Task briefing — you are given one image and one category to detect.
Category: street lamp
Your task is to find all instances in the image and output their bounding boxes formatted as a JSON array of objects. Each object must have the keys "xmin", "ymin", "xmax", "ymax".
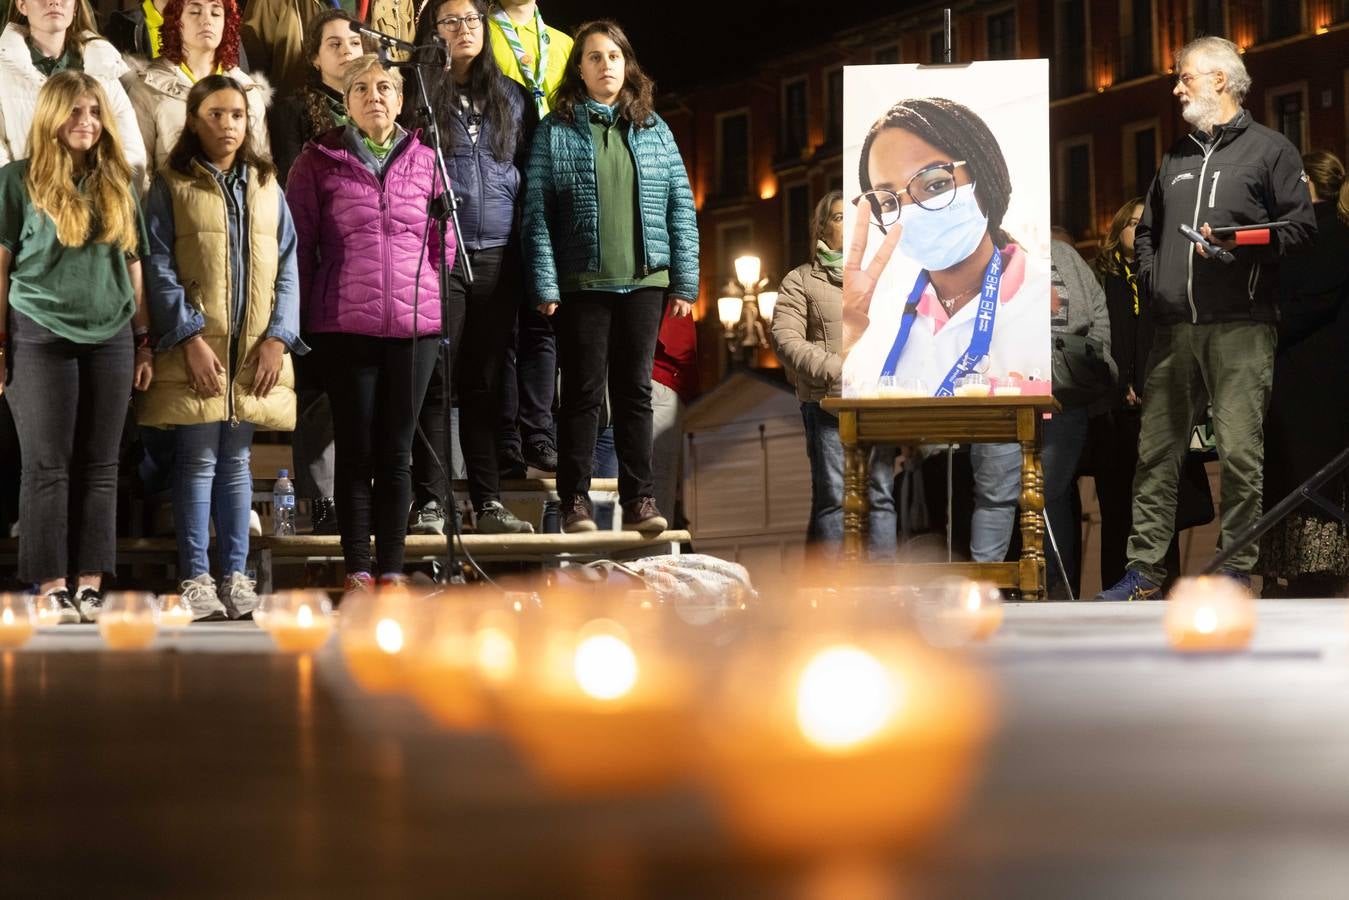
[{"xmin": 720, "ymin": 254, "xmax": 774, "ymax": 367}]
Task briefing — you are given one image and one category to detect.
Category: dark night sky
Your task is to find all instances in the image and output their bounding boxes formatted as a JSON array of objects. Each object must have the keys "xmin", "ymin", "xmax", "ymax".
[{"xmin": 538, "ymin": 1, "xmax": 921, "ymax": 92}]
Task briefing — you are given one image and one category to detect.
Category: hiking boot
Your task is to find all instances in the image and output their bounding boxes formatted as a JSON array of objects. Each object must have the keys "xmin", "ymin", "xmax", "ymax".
[
  {"xmin": 219, "ymin": 571, "xmax": 260, "ymax": 620},
  {"xmin": 181, "ymin": 574, "xmax": 228, "ymax": 621},
  {"xmin": 409, "ymin": 500, "xmax": 446, "ymax": 536},
  {"xmin": 476, "ymin": 500, "xmax": 535, "ymax": 535},
  {"xmin": 522, "ymin": 438, "xmax": 558, "ymax": 473},
  {"xmin": 311, "ymin": 497, "xmax": 339, "ymax": 535},
  {"xmin": 561, "ymin": 495, "xmax": 597, "ymax": 533},
  {"xmin": 621, "ymin": 496, "xmax": 668, "ymax": 535},
  {"xmin": 72, "ymin": 586, "xmax": 106, "ymax": 624},
  {"xmin": 1096, "ymin": 569, "xmax": 1162, "ymax": 602}
]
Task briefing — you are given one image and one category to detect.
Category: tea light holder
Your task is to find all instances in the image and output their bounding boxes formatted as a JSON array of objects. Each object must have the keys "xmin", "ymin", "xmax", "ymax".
[
  {"xmin": 156, "ymin": 594, "xmax": 194, "ymax": 629},
  {"xmin": 338, "ymin": 586, "xmax": 418, "ymax": 692},
  {"xmin": 98, "ymin": 593, "xmax": 160, "ymax": 650},
  {"xmin": 953, "ymin": 373, "xmax": 990, "ymax": 397},
  {"xmin": 0, "ymin": 594, "xmax": 37, "ymax": 649},
  {"xmin": 915, "ymin": 578, "xmax": 1005, "ymax": 646},
  {"xmin": 702, "ymin": 633, "xmax": 993, "ymax": 855},
  {"xmin": 265, "ymin": 591, "xmax": 335, "ymax": 654},
  {"xmin": 408, "ymin": 599, "xmax": 519, "ymax": 731},
  {"xmin": 1164, "ymin": 576, "xmax": 1256, "ymax": 652}
]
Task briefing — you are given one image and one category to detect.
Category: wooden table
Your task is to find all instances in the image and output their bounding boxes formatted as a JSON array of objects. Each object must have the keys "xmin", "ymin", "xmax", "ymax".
[{"xmin": 823, "ymin": 395, "xmax": 1058, "ymax": 600}]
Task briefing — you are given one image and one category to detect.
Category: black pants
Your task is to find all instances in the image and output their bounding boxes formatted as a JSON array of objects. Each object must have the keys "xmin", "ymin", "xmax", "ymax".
[
  {"xmin": 412, "ymin": 245, "xmax": 520, "ymax": 511},
  {"xmin": 500, "ymin": 304, "xmax": 557, "ymax": 456},
  {"xmin": 6, "ymin": 309, "xmax": 132, "ymax": 582},
  {"xmin": 555, "ymin": 289, "xmax": 664, "ymax": 504},
  {"xmin": 311, "ymin": 332, "xmax": 438, "ymax": 575}
]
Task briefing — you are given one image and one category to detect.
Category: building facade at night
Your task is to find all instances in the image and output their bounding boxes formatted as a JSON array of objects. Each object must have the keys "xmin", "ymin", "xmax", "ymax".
[{"xmin": 659, "ymin": 0, "xmax": 1349, "ymax": 384}]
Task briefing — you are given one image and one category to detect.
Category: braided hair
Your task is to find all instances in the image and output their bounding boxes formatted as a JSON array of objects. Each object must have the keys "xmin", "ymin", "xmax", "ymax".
[{"xmin": 858, "ymin": 97, "xmax": 1014, "ymax": 248}]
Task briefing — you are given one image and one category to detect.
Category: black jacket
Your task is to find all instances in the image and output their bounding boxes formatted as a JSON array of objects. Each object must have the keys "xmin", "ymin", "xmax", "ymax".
[
  {"xmin": 270, "ymin": 79, "xmax": 345, "ymax": 186},
  {"xmin": 1135, "ymin": 109, "xmax": 1316, "ymax": 326}
]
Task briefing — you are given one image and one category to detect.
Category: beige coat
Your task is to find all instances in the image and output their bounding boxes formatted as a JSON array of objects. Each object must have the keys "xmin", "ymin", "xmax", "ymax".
[{"xmin": 770, "ymin": 261, "xmax": 843, "ymax": 403}]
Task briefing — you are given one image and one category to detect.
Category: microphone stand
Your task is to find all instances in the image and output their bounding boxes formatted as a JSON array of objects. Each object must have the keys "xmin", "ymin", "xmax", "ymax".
[{"xmin": 360, "ymin": 22, "xmax": 474, "ymax": 583}]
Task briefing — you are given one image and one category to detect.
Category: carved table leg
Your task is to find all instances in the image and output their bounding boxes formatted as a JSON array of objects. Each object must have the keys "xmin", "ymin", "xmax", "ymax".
[
  {"xmin": 839, "ymin": 410, "xmax": 867, "ymax": 562},
  {"xmin": 1018, "ymin": 428, "xmax": 1047, "ymax": 601}
]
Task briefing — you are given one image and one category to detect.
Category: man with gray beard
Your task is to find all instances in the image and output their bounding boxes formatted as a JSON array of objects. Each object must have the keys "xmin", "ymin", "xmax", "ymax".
[{"xmin": 1097, "ymin": 36, "xmax": 1316, "ymax": 600}]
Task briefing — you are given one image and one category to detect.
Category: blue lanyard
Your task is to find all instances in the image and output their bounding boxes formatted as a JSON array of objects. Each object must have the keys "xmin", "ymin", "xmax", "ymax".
[{"xmin": 878, "ymin": 248, "xmax": 1005, "ymax": 396}]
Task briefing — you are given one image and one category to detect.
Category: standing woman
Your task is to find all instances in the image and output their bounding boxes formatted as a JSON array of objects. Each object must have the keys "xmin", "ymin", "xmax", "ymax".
[
  {"xmin": 403, "ymin": 0, "xmax": 535, "ymax": 535},
  {"xmin": 1259, "ymin": 151, "xmax": 1349, "ymax": 597},
  {"xmin": 126, "ymin": 0, "xmax": 269, "ymax": 177},
  {"xmin": 0, "ymin": 72, "xmax": 153, "ymax": 621},
  {"xmin": 0, "ymin": 0, "xmax": 147, "ymax": 179},
  {"xmin": 139, "ymin": 75, "xmax": 304, "ymax": 620},
  {"xmin": 269, "ymin": 8, "xmax": 364, "ymax": 184},
  {"xmin": 523, "ymin": 19, "xmax": 698, "ymax": 534},
  {"xmin": 287, "ymin": 55, "xmax": 452, "ymax": 591}
]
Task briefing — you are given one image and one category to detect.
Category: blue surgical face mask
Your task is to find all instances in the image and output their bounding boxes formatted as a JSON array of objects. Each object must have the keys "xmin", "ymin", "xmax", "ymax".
[{"xmin": 898, "ymin": 182, "xmax": 989, "ymax": 271}]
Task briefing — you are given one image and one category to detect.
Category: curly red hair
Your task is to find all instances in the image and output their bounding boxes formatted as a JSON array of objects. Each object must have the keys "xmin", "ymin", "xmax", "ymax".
[{"xmin": 158, "ymin": 0, "xmax": 242, "ymax": 71}]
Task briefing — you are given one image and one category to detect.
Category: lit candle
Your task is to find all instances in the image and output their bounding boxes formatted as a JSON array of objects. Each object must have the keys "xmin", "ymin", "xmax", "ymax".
[
  {"xmin": 497, "ymin": 617, "xmax": 695, "ymax": 795},
  {"xmin": 0, "ymin": 599, "xmax": 36, "ymax": 649},
  {"xmin": 1165, "ymin": 576, "xmax": 1255, "ymax": 652},
  {"xmin": 157, "ymin": 594, "xmax": 194, "ymax": 629},
  {"xmin": 953, "ymin": 374, "xmax": 990, "ymax": 397},
  {"xmin": 339, "ymin": 588, "xmax": 415, "ymax": 693},
  {"xmin": 270, "ymin": 601, "xmax": 335, "ymax": 654},
  {"xmin": 97, "ymin": 593, "xmax": 159, "ymax": 650},
  {"xmin": 703, "ymin": 635, "xmax": 993, "ymax": 854},
  {"xmin": 407, "ymin": 602, "xmax": 515, "ymax": 731},
  {"xmin": 915, "ymin": 579, "xmax": 1004, "ymax": 646}
]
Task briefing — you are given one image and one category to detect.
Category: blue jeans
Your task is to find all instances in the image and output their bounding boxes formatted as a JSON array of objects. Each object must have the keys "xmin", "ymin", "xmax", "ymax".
[
  {"xmin": 173, "ymin": 421, "xmax": 257, "ymax": 579},
  {"xmin": 970, "ymin": 442, "xmax": 1022, "ymax": 563},
  {"xmin": 1041, "ymin": 405, "xmax": 1089, "ymax": 597},
  {"xmin": 800, "ymin": 402, "xmax": 897, "ymax": 560}
]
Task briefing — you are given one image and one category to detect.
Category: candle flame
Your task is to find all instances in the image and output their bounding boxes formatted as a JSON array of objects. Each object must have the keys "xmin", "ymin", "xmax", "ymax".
[
  {"xmin": 1193, "ymin": 606, "xmax": 1219, "ymax": 635},
  {"xmin": 1, "ymin": 608, "xmax": 12, "ymax": 626},
  {"xmin": 475, "ymin": 626, "xmax": 517, "ymax": 683},
  {"xmin": 573, "ymin": 633, "xmax": 638, "ymax": 701},
  {"xmin": 375, "ymin": 617, "xmax": 405, "ymax": 654},
  {"xmin": 297, "ymin": 604, "xmax": 314, "ymax": 628},
  {"xmin": 796, "ymin": 645, "xmax": 898, "ymax": 751},
  {"xmin": 965, "ymin": 584, "xmax": 982, "ymax": 612}
]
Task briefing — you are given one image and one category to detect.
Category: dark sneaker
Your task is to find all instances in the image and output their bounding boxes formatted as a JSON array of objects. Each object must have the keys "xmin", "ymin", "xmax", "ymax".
[
  {"xmin": 621, "ymin": 496, "xmax": 668, "ymax": 535},
  {"xmin": 39, "ymin": 589, "xmax": 81, "ymax": 625},
  {"xmin": 311, "ymin": 497, "xmax": 339, "ymax": 535},
  {"xmin": 181, "ymin": 574, "xmax": 228, "ymax": 621},
  {"xmin": 522, "ymin": 438, "xmax": 558, "ymax": 473},
  {"xmin": 476, "ymin": 500, "xmax": 535, "ymax": 535},
  {"xmin": 409, "ymin": 500, "xmax": 446, "ymax": 536},
  {"xmin": 219, "ymin": 571, "xmax": 260, "ymax": 620},
  {"xmin": 561, "ymin": 495, "xmax": 597, "ymax": 533},
  {"xmin": 344, "ymin": 572, "xmax": 375, "ymax": 595},
  {"xmin": 1096, "ymin": 569, "xmax": 1162, "ymax": 601},
  {"xmin": 1217, "ymin": 569, "xmax": 1255, "ymax": 594},
  {"xmin": 72, "ymin": 586, "xmax": 107, "ymax": 623}
]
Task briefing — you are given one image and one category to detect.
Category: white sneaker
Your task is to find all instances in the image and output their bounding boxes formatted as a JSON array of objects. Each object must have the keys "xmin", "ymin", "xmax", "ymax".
[
  {"xmin": 182, "ymin": 574, "xmax": 227, "ymax": 621},
  {"xmin": 219, "ymin": 571, "xmax": 259, "ymax": 620},
  {"xmin": 72, "ymin": 585, "xmax": 106, "ymax": 623}
]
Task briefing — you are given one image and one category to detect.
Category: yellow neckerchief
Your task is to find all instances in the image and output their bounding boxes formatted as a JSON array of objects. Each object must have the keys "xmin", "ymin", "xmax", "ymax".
[
  {"xmin": 142, "ymin": 0, "xmax": 164, "ymax": 57},
  {"xmin": 178, "ymin": 60, "xmax": 224, "ymax": 83}
]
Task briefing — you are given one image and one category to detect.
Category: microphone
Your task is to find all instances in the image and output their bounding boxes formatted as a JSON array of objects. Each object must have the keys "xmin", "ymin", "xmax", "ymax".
[
  {"xmin": 1178, "ymin": 223, "xmax": 1235, "ymax": 264},
  {"xmin": 349, "ymin": 18, "xmax": 418, "ymax": 55}
]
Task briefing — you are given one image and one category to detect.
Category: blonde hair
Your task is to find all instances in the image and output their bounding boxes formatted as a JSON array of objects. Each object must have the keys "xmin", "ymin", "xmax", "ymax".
[
  {"xmin": 25, "ymin": 72, "xmax": 139, "ymax": 252},
  {"xmin": 1303, "ymin": 150, "xmax": 1349, "ymax": 226},
  {"xmin": 342, "ymin": 53, "xmax": 403, "ymax": 98}
]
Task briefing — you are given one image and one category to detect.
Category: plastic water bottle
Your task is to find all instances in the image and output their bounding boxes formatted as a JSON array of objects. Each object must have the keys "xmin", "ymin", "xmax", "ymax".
[{"xmin": 273, "ymin": 469, "xmax": 296, "ymax": 536}]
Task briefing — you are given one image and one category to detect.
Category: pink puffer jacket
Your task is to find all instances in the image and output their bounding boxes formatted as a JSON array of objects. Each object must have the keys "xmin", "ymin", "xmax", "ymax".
[{"xmin": 286, "ymin": 128, "xmax": 452, "ymax": 338}]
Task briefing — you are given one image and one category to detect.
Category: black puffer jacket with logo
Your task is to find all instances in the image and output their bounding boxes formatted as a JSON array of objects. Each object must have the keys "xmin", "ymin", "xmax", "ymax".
[{"xmin": 1135, "ymin": 109, "xmax": 1316, "ymax": 325}]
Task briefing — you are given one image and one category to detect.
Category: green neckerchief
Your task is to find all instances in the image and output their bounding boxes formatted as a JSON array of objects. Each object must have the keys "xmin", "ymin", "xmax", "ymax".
[
  {"xmin": 816, "ymin": 240, "xmax": 843, "ymax": 283},
  {"xmin": 363, "ymin": 131, "xmax": 396, "ymax": 160},
  {"xmin": 28, "ymin": 35, "xmax": 79, "ymax": 77},
  {"xmin": 491, "ymin": 6, "xmax": 550, "ymax": 114}
]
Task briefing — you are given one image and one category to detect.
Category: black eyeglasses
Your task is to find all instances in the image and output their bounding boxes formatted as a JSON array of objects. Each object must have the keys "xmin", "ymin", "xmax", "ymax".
[
  {"xmin": 852, "ymin": 160, "xmax": 969, "ymax": 232},
  {"xmin": 436, "ymin": 13, "xmax": 483, "ymax": 30}
]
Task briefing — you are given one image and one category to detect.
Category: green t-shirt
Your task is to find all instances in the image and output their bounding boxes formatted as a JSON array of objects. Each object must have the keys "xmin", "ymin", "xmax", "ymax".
[
  {"xmin": 27, "ymin": 36, "xmax": 80, "ymax": 77},
  {"xmin": 0, "ymin": 160, "xmax": 147, "ymax": 343},
  {"xmin": 561, "ymin": 103, "xmax": 670, "ymax": 295}
]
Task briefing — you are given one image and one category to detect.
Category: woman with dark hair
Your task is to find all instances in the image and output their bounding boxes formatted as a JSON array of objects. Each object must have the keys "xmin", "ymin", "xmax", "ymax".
[
  {"xmin": 126, "ymin": 0, "xmax": 269, "ymax": 176},
  {"xmin": 841, "ymin": 96, "xmax": 1048, "ymax": 396},
  {"xmin": 1, "ymin": 71, "xmax": 153, "ymax": 622},
  {"xmin": 772, "ymin": 190, "xmax": 897, "ymax": 558},
  {"xmin": 287, "ymin": 54, "xmax": 453, "ymax": 591},
  {"xmin": 268, "ymin": 8, "xmax": 364, "ymax": 184},
  {"xmin": 140, "ymin": 74, "xmax": 303, "ymax": 620},
  {"xmin": 523, "ymin": 19, "xmax": 698, "ymax": 534},
  {"xmin": 1259, "ymin": 150, "xmax": 1349, "ymax": 596},
  {"xmin": 401, "ymin": 0, "xmax": 535, "ymax": 536},
  {"xmin": 841, "ymin": 96, "xmax": 1051, "ymax": 568}
]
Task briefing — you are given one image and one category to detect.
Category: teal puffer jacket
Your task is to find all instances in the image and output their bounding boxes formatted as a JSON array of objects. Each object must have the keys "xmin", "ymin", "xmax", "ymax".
[{"xmin": 523, "ymin": 110, "xmax": 699, "ymax": 304}]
